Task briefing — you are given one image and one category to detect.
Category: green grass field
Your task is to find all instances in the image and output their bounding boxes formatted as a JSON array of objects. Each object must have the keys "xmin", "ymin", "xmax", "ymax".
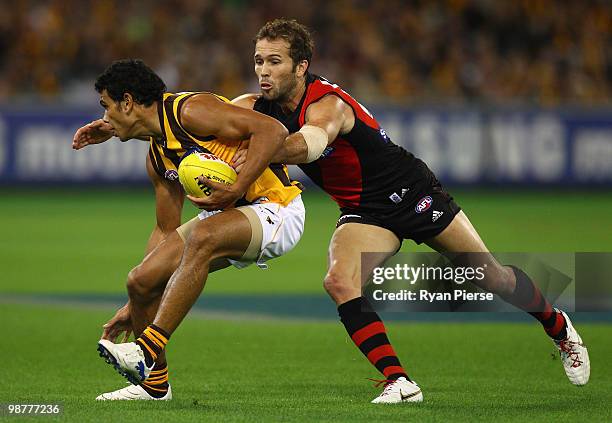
[
  {"xmin": 2, "ymin": 188, "xmax": 611, "ymax": 294},
  {"xmin": 1, "ymin": 303, "xmax": 610, "ymax": 422},
  {"xmin": 1, "ymin": 189, "xmax": 611, "ymax": 421}
]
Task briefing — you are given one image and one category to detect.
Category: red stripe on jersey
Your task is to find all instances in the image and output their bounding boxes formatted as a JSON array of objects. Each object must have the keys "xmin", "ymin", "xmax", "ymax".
[
  {"xmin": 318, "ymin": 138, "xmax": 362, "ymax": 208},
  {"xmin": 367, "ymin": 344, "xmax": 396, "ymax": 365},
  {"xmin": 298, "ymin": 79, "xmax": 379, "ymax": 130},
  {"xmin": 351, "ymin": 322, "xmax": 385, "ymax": 347}
]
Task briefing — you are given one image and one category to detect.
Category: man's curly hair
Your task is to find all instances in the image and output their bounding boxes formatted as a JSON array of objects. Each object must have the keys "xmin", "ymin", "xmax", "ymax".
[
  {"xmin": 95, "ymin": 59, "xmax": 166, "ymax": 106},
  {"xmin": 255, "ymin": 18, "xmax": 314, "ymax": 69}
]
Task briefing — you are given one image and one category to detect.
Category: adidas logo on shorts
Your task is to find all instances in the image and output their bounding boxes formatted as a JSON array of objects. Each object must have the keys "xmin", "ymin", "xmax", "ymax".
[{"xmin": 432, "ymin": 210, "xmax": 443, "ymax": 222}]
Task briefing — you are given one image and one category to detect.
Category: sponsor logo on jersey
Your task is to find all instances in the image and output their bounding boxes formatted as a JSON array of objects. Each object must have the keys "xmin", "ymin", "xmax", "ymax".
[
  {"xmin": 432, "ymin": 210, "xmax": 444, "ymax": 222},
  {"xmin": 415, "ymin": 196, "xmax": 433, "ymax": 213},
  {"xmin": 319, "ymin": 146, "xmax": 335, "ymax": 159},
  {"xmin": 389, "ymin": 192, "xmax": 403, "ymax": 204},
  {"xmin": 379, "ymin": 128, "xmax": 390, "ymax": 143},
  {"xmin": 164, "ymin": 169, "xmax": 179, "ymax": 181}
]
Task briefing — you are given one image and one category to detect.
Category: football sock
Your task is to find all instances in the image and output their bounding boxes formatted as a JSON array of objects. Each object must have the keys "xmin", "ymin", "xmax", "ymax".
[
  {"xmin": 504, "ymin": 266, "xmax": 567, "ymax": 340},
  {"xmin": 141, "ymin": 362, "xmax": 169, "ymax": 398},
  {"xmin": 136, "ymin": 324, "xmax": 170, "ymax": 367},
  {"xmin": 338, "ymin": 297, "xmax": 410, "ymax": 381}
]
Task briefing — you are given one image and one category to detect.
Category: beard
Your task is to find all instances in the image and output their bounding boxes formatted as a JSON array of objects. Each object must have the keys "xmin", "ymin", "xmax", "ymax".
[{"xmin": 263, "ymin": 71, "xmax": 298, "ymax": 103}]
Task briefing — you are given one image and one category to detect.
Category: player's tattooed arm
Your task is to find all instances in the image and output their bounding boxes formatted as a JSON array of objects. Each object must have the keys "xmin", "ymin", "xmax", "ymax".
[
  {"xmin": 180, "ymin": 93, "xmax": 288, "ymax": 210},
  {"xmin": 145, "ymin": 156, "xmax": 184, "ymax": 254}
]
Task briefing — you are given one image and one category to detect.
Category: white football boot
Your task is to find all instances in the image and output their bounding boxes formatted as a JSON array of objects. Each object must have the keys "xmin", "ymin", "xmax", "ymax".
[
  {"xmin": 553, "ymin": 310, "xmax": 590, "ymax": 386},
  {"xmin": 371, "ymin": 377, "xmax": 423, "ymax": 404},
  {"xmin": 97, "ymin": 340, "xmax": 153, "ymax": 385},
  {"xmin": 96, "ymin": 383, "xmax": 172, "ymax": 401}
]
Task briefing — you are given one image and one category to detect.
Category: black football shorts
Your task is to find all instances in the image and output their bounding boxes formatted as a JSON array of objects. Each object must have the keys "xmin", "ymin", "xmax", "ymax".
[{"xmin": 336, "ymin": 164, "xmax": 461, "ymax": 244}]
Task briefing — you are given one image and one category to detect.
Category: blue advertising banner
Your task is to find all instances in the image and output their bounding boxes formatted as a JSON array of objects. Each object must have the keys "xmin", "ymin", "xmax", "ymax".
[
  {"xmin": 373, "ymin": 107, "xmax": 612, "ymax": 186},
  {"xmin": 1, "ymin": 107, "xmax": 611, "ymax": 186},
  {"xmin": 0, "ymin": 109, "xmax": 149, "ymax": 185}
]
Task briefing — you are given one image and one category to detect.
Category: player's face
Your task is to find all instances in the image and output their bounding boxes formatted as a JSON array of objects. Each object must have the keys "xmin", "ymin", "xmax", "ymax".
[
  {"xmin": 99, "ymin": 91, "xmax": 134, "ymax": 141},
  {"xmin": 254, "ymin": 38, "xmax": 299, "ymax": 101}
]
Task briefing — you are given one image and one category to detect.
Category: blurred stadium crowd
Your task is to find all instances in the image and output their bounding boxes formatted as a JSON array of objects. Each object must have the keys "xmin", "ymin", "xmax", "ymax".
[{"xmin": 1, "ymin": 0, "xmax": 610, "ymax": 106}]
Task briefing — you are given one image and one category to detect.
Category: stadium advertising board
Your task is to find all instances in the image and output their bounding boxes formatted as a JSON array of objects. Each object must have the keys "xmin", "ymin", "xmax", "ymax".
[{"xmin": 0, "ymin": 107, "xmax": 611, "ymax": 186}]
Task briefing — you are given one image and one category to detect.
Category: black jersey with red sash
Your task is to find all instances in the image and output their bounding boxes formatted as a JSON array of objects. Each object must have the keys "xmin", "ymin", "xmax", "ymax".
[{"xmin": 254, "ymin": 73, "xmax": 423, "ymax": 213}]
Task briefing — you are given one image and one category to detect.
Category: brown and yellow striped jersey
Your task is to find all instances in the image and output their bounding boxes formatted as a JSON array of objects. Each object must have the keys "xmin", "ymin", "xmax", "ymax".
[{"xmin": 148, "ymin": 92, "xmax": 302, "ymax": 206}]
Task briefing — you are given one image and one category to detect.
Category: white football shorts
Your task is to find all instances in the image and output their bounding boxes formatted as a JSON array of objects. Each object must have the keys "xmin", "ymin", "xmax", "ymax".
[{"xmin": 177, "ymin": 195, "xmax": 305, "ymax": 269}]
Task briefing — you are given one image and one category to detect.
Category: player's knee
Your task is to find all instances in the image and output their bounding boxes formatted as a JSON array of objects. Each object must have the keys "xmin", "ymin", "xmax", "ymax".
[
  {"xmin": 323, "ymin": 271, "xmax": 356, "ymax": 301},
  {"xmin": 127, "ymin": 265, "xmax": 157, "ymax": 303}
]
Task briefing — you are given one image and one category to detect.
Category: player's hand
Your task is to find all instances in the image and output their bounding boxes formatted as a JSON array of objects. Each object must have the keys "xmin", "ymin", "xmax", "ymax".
[
  {"xmin": 186, "ymin": 176, "xmax": 243, "ymax": 211},
  {"xmin": 230, "ymin": 145, "xmax": 248, "ymax": 174},
  {"xmin": 72, "ymin": 119, "xmax": 114, "ymax": 150},
  {"xmin": 101, "ymin": 304, "xmax": 133, "ymax": 343}
]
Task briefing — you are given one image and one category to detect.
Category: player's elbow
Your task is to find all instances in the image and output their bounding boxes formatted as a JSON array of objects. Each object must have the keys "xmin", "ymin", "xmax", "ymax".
[
  {"xmin": 261, "ymin": 119, "xmax": 288, "ymax": 147},
  {"xmin": 155, "ymin": 222, "xmax": 180, "ymax": 239}
]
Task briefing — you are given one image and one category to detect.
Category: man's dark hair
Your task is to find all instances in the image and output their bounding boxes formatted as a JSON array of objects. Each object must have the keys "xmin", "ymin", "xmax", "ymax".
[
  {"xmin": 254, "ymin": 18, "xmax": 314, "ymax": 69},
  {"xmin": 95, "ymin": 59, "xmax": 166, "ymax": 106}
]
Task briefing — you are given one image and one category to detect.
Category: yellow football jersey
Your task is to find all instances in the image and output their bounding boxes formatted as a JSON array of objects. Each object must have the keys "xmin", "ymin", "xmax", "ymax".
[{"xmin": 148, "ymin": 92, "xmax": 302, "ymax": 206}]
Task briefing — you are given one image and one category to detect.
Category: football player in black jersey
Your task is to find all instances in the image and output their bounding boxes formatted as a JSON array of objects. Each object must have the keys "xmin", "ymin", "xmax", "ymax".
[{"xmin": 229, "ymin": 18, "xmax": 589, "ymax": 403}]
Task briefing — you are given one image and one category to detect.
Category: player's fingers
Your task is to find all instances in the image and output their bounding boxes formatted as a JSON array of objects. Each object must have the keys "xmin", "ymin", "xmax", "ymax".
[
  {"xmin": 73, "ymin": 140, "xmax": 87, "ymax": 150},
  {"xmin": 230, "ymin": 149, "xmax": 247, "ymax": 167},
  {"xmin": 233, "ymin": 162, "xmax": 245, "ymax": 174},
  {"xmin": 72, "ymin": 130, "xmax": 86, "ymax": 146},
  {"xmin": 197, "ymin": 176, "xmax": 225, "ymax": 191},
  {"xmin": 101, "ymin": 327, "xmax": 112, "ymax": 341},
  {"xmin": 231, "ymin": 154, "xmax": 247, "ymax": 173}
]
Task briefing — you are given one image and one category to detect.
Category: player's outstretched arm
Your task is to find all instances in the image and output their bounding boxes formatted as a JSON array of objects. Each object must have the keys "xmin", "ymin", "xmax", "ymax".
[
  {"xmin": 72, "ymin": 119, "xmax": 114, "ymax": 150},
  {"xmin": 181, "ymin": 93, "xmax": 288, "ymax": 210}
]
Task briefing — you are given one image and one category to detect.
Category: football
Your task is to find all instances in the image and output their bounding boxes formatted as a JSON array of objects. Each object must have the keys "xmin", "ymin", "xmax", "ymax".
[{"xmin": 178, "ymin": 152, "xmax": 237, "ymax": 197}]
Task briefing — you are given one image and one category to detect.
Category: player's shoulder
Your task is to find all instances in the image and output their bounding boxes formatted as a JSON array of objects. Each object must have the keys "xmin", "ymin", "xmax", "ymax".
[
  {"xmin": 178, "ymin": 92, "xmax": 229, "ymax": 131},
  {"xmin": 231, "ymin": 93, "xmax": 260, "ymax": 110},
  {"xmin": 304, "ymin": 77, "xmax": 352, "ymax": 113},
  {"xmin": 180, "ymin": 91, "xmax": 228, "ymax": 114},
  {"xmin": 308, "ymin": 74, "xmax": 343, "ymax": 92},
  {"xmin": 305, "ymin": 75, "xmax": 351, "ymax": 104}
]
